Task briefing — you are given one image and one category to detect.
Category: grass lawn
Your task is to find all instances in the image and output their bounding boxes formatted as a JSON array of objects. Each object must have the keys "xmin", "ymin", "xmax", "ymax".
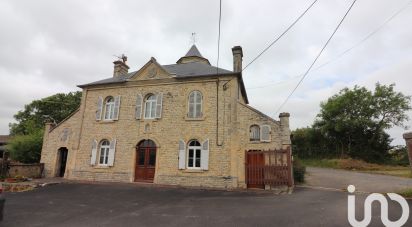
[
  {"xmin": 398, "ymin": 188, "xmax": 412, "ymax": 198},
  {"xmin": 302, "ymin": 158, "xmax": 412, "ymax": 178}
]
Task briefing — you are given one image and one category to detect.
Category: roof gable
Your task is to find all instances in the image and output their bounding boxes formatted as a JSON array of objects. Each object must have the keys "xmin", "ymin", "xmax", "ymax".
[{"xmin": 129, "ymin": 57, "xmax": 172, "ymax": 81}]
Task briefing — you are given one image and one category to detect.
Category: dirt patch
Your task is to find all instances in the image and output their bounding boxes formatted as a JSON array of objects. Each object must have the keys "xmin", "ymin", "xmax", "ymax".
[{"xmin": 3, "ymin": 183, "xmax": 35, "ymax": 192}]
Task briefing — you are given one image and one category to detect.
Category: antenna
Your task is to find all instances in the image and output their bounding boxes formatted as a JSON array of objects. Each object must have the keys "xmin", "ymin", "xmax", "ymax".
[{"xmin": 113, "ymin": 54, "xmax": 128, "ymax": 63}]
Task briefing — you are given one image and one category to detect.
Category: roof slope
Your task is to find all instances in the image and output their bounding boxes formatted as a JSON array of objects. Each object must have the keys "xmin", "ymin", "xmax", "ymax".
[
  {"xmin": 184, "ymin": 45, "xmax": 204, "ymax": 58},
  {"xmin": 79, "ymin": 62, "xmax": 234, "ymax": 87}
]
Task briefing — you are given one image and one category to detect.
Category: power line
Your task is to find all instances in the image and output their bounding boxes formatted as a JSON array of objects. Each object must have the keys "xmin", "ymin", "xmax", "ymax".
[
  {"xmin": 273, "ymin": 0, "xmax": 358, "ymax": 116},
  {"xmin": 242, "ymin": 0, "xmax": 318, "ymax": 72},
  {"xmin": 312, "ymin": 0, "xmax": 412, "ymax": 71},
  {"xmin": 249, "ymin": 0, "xmax": 412, "ymax": 90},
  {"xmin": 223, "ymin": 0, "xmax": 318, "ymax": 87}
]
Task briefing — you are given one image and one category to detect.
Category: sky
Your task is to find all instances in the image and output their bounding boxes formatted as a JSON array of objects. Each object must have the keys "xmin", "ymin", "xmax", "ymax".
[{"xmin": 0, "ymin": 0, "xmax": 411, "ymax": 145}]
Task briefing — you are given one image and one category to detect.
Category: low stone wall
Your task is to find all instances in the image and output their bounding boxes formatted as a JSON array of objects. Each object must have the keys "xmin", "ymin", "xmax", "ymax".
[{"xmin": 8, "ymin": 163, "xmax": 44, "ymax": 178}]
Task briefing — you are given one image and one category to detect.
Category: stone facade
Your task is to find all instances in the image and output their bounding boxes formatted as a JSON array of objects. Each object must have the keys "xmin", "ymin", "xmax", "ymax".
[
  {"xmin": 403, "ymin": 132, "xmax": 412, "ymax": 172},
  {"xmin": 40, "ymin": 45, "xmax": 291, "ymax": 189}
]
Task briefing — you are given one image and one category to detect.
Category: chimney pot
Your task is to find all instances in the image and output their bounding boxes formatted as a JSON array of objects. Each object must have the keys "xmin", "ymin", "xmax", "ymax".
[{"xmin": 232, "ymin": 46, "xmax": 243, "ymax": 73}]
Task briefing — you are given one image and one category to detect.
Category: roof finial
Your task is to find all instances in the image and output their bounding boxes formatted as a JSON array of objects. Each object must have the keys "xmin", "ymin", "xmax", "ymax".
[{"xmin": 191, "ymin": 32, "xmax": 197, "ymax": 45}]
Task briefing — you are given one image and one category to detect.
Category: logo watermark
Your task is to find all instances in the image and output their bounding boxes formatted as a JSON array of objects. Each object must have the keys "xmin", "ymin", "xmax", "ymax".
[{"xmin": 347, "ymin": 185, "xmax": 410, "ymax": 227}]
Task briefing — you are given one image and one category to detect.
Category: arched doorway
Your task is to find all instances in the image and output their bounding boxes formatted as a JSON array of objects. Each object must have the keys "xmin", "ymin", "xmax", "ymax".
[
  {"xmin": 135, "ymin": 140, "xmax": 157, "ymax": 182},
  {"xmin": 57, "ymin": 147, "xmax": 68, "ymax": 177}
]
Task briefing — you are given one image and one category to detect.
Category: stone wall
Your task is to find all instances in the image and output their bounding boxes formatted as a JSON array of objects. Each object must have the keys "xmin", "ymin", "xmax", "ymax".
[
  {"xmin": 40, "ymin": 65, "xmax": 291, "ymax": 189},
  {"xmin": 403, "ymin": 132, "xmax": 412, "ymax": 172},
  {"xmin": 8, "ymin": 163, "xmax": 44, "ymax": 178}
]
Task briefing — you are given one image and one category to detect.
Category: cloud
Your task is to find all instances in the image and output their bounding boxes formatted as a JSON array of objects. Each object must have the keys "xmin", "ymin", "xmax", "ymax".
[{"xmin": 0, "ymin": 0, "xmax": 411, "ymax": 146}]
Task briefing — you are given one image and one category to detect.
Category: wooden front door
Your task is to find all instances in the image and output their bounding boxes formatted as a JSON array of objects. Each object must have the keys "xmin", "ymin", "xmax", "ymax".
[
  {"xmin": 135, "ymin": 140, "xmax": 156, "ymax": 182},
  {"xmin": 246, "ymin": 152, "xmax": 265, "ymax": 189}
]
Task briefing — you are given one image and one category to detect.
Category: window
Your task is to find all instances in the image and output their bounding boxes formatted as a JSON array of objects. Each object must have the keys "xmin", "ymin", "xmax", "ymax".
[
  {"xmin": 187, "ymin": 140, "xmax": 201, "ymax": 168},
  {"xmin": 104, "ymin": 97, "xmax": 115, "ymax": 120},
  {"xmin": 250, "ymin": 125, "xmax": 260, "ymax": 141},
  {"xmin": 99, "ymin": 140, "xmax": 110, "ymax": 165},
  {"xmin": 188, "ymin": 91, "xmax": 202, "ymax": 118},
  {"xmin": 144, "ymin": 94, "xmax": 157, "ymax": 119}
]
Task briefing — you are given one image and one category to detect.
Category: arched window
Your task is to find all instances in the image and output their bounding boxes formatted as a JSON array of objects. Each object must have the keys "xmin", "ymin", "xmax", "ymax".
[
  {"xmin": 144, "ymin": 94, "xmax": 157, "ymax": 119},
  {"xmin": 187, "ymin": 140, "xmax": 201, "ymax": 168},
  {"xmin": 250, "ymin": 125, "xmax": 260, "ymax": 141},
  {"xmin": 104, "ymin": 97, "xmax": 115, "ymax": 120},
  {"xmin": 188, "ymin": 91, "xmax": 203, "ymax": 118},
  {"xmin": 99, "ymin": 140, "xmax": 110, "ymax": 165}
]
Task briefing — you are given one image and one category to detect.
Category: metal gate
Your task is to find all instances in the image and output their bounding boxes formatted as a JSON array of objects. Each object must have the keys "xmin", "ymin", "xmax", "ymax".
[{"xmin": 245, "ymin": 147, "xmax": 293, "ymax": 188}]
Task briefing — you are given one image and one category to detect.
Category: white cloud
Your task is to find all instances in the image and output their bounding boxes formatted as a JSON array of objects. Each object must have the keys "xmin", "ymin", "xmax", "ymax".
[{"xmin": 0, "ymin": 0, "xmax": 411, "ymax": 146}]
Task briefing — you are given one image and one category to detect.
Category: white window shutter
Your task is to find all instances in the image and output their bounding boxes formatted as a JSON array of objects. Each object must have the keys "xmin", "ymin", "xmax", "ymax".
[
  {"xmin": 90, "ymin": 139, "xmax": 98, "ymax": 165},
  {"xmin": 201, "ymin": 139, "xmax": 209, "ymax": 170},
  {"xmin": 113, "ymin": 96, "xmax": 121, "ymax": 120},
  {"xmin": 178, "ymin": 139, "xmax": 186, "ymax": 169},
  {"xmin": 261, "ymin": 125, "xmax": 271, "ymax": 142},
  {"xmin": 96, "ymin": 97, "xmax": 103, "ymax": 120},
  {"xmin": 108, "ymin": 139, "xmax": 117, "ymax": 166},
  {"xmin": 135, "ymin": 94, "xmax": 143, "ymax": 119},
  {"xmin": 155, "ymin": 93, "xmax": 163, "ymax": 118}
]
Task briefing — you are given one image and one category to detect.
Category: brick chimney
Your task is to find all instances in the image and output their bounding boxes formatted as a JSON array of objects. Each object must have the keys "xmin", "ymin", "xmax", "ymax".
[
  {"xmin": 113, "ymin": 56, "xmax": 129, "ymax": 77},
  {"xmin": 232, "ymin": 46, "xmax": 243, "ymax": 73}
]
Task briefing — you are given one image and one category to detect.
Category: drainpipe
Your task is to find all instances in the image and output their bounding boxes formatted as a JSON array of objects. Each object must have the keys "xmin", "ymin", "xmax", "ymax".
[{"xmin": 216, "ymin": 78, "xmax": 223, "ymax": 146}]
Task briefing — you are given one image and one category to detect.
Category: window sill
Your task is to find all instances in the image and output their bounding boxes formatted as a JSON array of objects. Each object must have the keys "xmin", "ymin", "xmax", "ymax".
[
  {"xmin": 98, "ymin": 120, "xmax": 116, "ymax": 123},
  {"xmin": 249, "ymin": 140, "xmax": 261, "ymax": 144},
  {"xmin": 183, "ymin": 169, "xmax": 206, "ymax": 173},
  {"xmin": 249, "ymin": 140, "xmax": 271, "ymax": 144},
  {"xmin": 94, "ymin": 165, "xmax": 110, "ymax": 169},
  {"xmin": 139, "ymin": 118, "xmax": 159, "ymax": 122},
  {"xmin": 185, "ymin": 116, "xmax": 205, "ymax": 121}
]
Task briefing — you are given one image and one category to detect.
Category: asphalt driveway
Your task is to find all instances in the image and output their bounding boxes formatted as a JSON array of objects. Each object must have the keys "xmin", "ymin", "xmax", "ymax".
[
  {"xmin": 2, "ymin": 182, "xmax": 411, "ymax": 227},
  {"xmin": 306, "ymin": 167, "xmax": 412, "ymax": 193}
]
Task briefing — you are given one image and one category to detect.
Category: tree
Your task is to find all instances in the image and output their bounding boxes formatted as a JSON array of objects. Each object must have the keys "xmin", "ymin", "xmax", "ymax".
[
  {"xmin": 7, "ymin": 129, "xmax": 43, "ymax": 163},
  {"xmin": 7, "ymin": 91, "xmax": 81, "ymax": 163},
  {"xmin": 9, "ymin": 91, "xmax": 82, "ymax": 135},
  {"xmin": 313, "ymin": 83, "xmax": 410, "ymax": 163}
]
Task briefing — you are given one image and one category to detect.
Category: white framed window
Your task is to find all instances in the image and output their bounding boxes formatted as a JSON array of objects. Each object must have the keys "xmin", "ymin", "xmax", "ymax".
[
  {"xmin": 144, "ymin": 94, "xmax": 157, "ymax": 119},
  {"xmin": 187, "ymin": 140, "xmax": 201, "ymax": 169},
  {"xmin": 99, "ymin": 140, "xmax": 110, "ymax": 165},
  {"xmin": 104, "ymin": 97, "xmax": 115, "ymax": 120},
  {"xmin": 188, "ymin": 91, "xmax": 203, "ymax": 118},
  {"xmin": 250, "ymin": 125, "xmax": 260, "ymax": 141}
]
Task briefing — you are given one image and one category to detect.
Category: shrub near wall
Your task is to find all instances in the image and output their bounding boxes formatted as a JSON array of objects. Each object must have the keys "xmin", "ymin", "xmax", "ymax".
[{"xmin": 293, "ymin": 158, "xmax": 306, "ymax": 183}]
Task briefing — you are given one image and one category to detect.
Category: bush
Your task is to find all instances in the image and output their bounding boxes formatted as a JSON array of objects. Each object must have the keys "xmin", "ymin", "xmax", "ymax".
[
  {"xmin": 293, "ymin": 157, "xmax": 306, "ymax": 183},
  {"xmin": 7, "ymin": 129, "xmax": 43, "ymax": 163}
]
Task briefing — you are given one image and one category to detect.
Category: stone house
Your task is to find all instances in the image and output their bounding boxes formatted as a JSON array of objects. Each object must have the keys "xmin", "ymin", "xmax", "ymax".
[{"xmin": 40, "ymin": 45, "xmax": 292, "ymax": 189}]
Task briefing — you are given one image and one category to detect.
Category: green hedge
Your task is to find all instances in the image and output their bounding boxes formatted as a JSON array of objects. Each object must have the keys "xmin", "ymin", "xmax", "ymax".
[{"xmin": 293, "ymin": 157, "xmax": 306, "ymax": 183}]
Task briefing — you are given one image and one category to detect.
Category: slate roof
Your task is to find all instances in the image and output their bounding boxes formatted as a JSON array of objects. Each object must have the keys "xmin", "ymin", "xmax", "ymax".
[
  {"xmin": 78, "ymin": 62, "xmax": 234, "ymax": 87},
  {"xmin": 77, "ymin": 45, "xmax": 249, "ymax": 103},
  {"xmin": 184, "ymin": 45, "xmax": 204, "ymax": 58}
]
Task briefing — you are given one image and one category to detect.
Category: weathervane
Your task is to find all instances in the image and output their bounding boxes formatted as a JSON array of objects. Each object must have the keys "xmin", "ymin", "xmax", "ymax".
[{"xmin": 191, "ymin": 32, "xmax": 197, "ymax": 45}]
